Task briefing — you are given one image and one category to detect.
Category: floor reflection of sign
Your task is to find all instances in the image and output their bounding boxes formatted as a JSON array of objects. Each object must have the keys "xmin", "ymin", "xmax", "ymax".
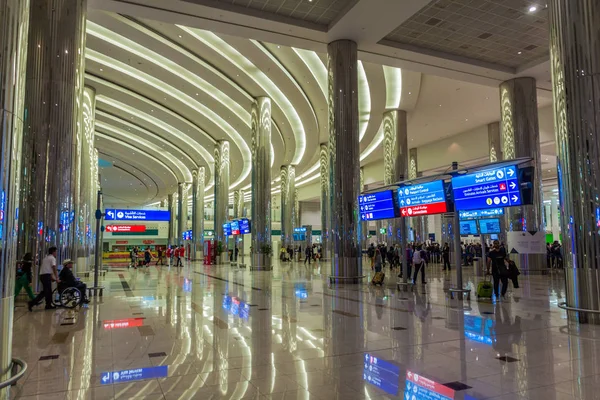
[
  {"xmin": 398, "ymin": 181, "xmax": 447, "ymax": 217},
  {"xmin": 507, "ymin": 231, "xmax": 545, "ymax": 254},
  {"xmin": 404, "ymin": 370, "xmax": 455, "ymax": 400},
  {"xmin": 363, "ymin": 354, "xmax": 400, "ymax": 395},
  {"xmin": 222, "ymin": 295, "xmax": 250, "ymax": 320},
  {"xmin": 101, "ymin": 365, "xmax": 168, "ymax": 384},
  {"xmin": 452, "ymin": 165, "xmax": 521, "ymax": 211},
  {"xmin": 103, "ymin": 318, "xmax": 145, "ymax": 330}
]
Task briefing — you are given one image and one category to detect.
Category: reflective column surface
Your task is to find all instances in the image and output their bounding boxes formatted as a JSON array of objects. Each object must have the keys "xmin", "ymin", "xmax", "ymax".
[
  {"xmin": 320, "ymin": 144, "xmax": 329, "ymax": 260},
  {"xmin": 250, "ymin": 97, "xmax": 272, "ymax": 269},
  {"xmin": 167, "ymin": 194, "xmax": 175, "ymax": 246},
  {"xmin": 214, "ymin": 141, "xmax": 230, "ymax": 247},
  {"xmin": 549, "ymin": 0, "xmax": 600, "ymax": 323},
  {"xmin": 280, "ymin": 165, "xmax": 295, "ymax": 248},
  {"xmin": 191, "ymin": 167, "xmax": 205, "ymax": 259},
  {"xmin": 499, "ymin": 77, "xmax": 544, "ymax": 273},
  {"xmin": 0, "ymin": 0, "xmax": 30, "ymax": 396},
  {"xmin": 327, "ymin": 39, "xmax": 362, "ymax": 282},
  {"xmin": 358, "ymin": 167, "xmax": 367, "ymax": 251},
  {"xmin": 488, "ymin": 122, "xmax": 507, "ymax": 242},
  {"xmin": 177, "ymin": 183, "xmax": 189, "ymax": 245},
  {"xmin": 18, "ymin": 0, "xmax": 87, "ymax": 264},
  {"xmin": 9, "ymin": 257, "xmax": 600, "ymax": 399}
]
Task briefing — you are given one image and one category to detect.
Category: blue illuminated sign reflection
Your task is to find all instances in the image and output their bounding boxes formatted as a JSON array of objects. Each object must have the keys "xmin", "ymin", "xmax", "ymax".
[{"xmin": 363, "ymin": 354, "xmax": 400, "ymax": 395}]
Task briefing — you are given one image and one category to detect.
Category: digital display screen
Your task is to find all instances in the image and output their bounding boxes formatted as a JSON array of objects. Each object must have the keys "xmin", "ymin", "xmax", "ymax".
[
  {"xmin": 101, "ymin": 366, "xmax": 168, "ymax": 385},
  {"xmin": 363, "ymin": 354, "xmax": 400, "ymax": 395},
  {"xmin": 479, "ymin": 218, "xmax": 501, "ymax": 234},
  {"xmin": 230, "ymin": 220, "xmax": 240, "ymax": 235},
  {"xmin": 105, "ymin": 209, "xmax": 170, "ymax": 221},
  {"xmin": 459, "ymin": 208, "xmax": 504, "ymax": 220},
  {"xmin": 239, "ymin": 218, "xmax": 251, "ymax": 235},
  {"xmin": 359, "ymin": 191, "xmax": 399, "ymax": 221},
  {"xmin": 223, "ymin": 223, "xmax": 232, "ymax": 236},
  {"xmin": 398, "ymin": 180, "xmax": 448, "ymax": 217},
  {"xmin": 404, "ymin": 371, "xmax": 455, "ymax": 400},
  {"xmin": 452, "ymin": 165, "xmax": 521, "ymax": 211},
  {"xmin": 460, "ymin": 220, "xmax": 478, "ymax": 235},
  {"xmin": 293, "ymin": 227, "xmax": 306, "ymax": 241}
]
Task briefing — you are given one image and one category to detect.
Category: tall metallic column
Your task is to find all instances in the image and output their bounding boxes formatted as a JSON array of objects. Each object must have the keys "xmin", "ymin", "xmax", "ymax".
[
  {"xmin": 250, "ymin": 97, "xmax": 272, "ymax": 269},
  {"xmin": 0, "ymin": 0, "xmax": 30, "ymax": 393},
  {"xmin": 233, "ymin": 190, "xmax": 244, "ymax": 219},
  {"xmin": 280, "ymin": 165, "xmax": 295, "ymax": 246},
  {"xmin": 177, "ymin": 182, "xmax": 189, "ymax": 243},
  {"xmin": 294, "ymin": 189, "xmax": 299, "ymax": 228},
  {"xmin": 549, "ymin": 0, "xmax": 600, "ymax": 323},
  {"xmin": 488, "ymin": 122, "xmax": 502, "ymax": 162},
  {"xmin": 167, "ymin": 194, "xmax": 175, "ymax": 246},
  {"xmin": 499, "ymin": 77, "xmax": 544, "ymax": 272},
  {"xmin": 191, "ymin": 167, "xmax": 205, "ymax": 259},
  {"xmin": 320, "ymin": 143, "xmax": 330, "ymax": 258},
  {"xmin": 214, "ymin": 140, "xmax": 230, "ymax": 247},
  {"xmin": 79, "ymin": 86, "xmax": 96, "ymax": 272},
  {"xmin": 359, "ymin": 167, "xmax": 367, "ymax": 250},
  {"xmin": 18, "ymin": 0, "xmax": 87, "ymax": 265},
  {"xmin": 327, "ymin": 39, "xmax": 362, "ymax": 282},
  {"xmin": 408, "ymin": 148, "xmax": 424, "ymax": 242}
]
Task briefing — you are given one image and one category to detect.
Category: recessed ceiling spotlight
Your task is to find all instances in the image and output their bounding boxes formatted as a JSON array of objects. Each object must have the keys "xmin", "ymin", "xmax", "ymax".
[
  {"xmin": 518, "ymin": 51, "xmax": 522, "ymax": 54},
  {"xmin": 465, "ymin": 118, "xmax": 469, "ymax": 121},
  {"xmin": 178, "ymin": 35, "xmax": 182, "ymax": 38},
  {"xmin": 408, "ymin": 92, "xmax": 411, "ymax": 95},
  {"xmin": 438, "ymin": 104, "xmax": 442, "ymax": 107},
  {"xmin": 100, "ymin": 68, "xmax": 103, "ymax": 72},
  {"xmin": 529, "ymin": 5, "xmax": 537, "ymax": 12}
]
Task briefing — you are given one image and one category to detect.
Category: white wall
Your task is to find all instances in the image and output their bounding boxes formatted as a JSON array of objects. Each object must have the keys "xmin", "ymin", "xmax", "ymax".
[{"xmin": 300, "ymin": 202, "xmax": 320, "ymax": 229}]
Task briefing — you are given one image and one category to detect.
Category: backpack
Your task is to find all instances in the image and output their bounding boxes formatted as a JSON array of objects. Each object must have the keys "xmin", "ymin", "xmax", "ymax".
[{"xmin": 412, "ymin": 250, "xmax": 423, "ymax": 264}]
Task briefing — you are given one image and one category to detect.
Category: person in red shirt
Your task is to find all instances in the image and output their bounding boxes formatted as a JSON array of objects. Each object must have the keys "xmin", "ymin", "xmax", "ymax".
[
  {"xmin": 166, "ymin": 246, "xmax": 172, "ymax": 265},
  {"xmin": 177, "ymin": 245, "xmax": 185, "ymax": 267}
]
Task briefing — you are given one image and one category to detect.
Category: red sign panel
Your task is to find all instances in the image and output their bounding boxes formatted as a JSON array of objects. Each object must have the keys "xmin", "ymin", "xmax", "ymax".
[
  {"xmin": 105, "ymin": 225, "xmax": 146, "ymax": 233},
  {"xmin": 116, "ymin": 240, "xmax": 129, "ymax": 244},
  {"xmin": 103, "ymin": 318, "xmax": 145, "ymax": 330},
  {"xmin": 142, "ymin": 240, "xmax": 155, "ymax": 244},
  {"xmin": 400, "ymin": 202, "xmax": 447, "ymax": 217}
]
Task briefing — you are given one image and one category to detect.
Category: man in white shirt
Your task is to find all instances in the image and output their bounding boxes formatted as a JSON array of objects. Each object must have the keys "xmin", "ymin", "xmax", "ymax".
[{"xmin": 29, "ymin": 246, "xmax": 59, "ymax": 311}]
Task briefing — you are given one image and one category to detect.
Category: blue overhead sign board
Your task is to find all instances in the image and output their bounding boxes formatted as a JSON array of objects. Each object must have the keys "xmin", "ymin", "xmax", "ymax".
[
  {"xmin": 359, "ymin": 190, "xmax": 398, "ymax": 221},
  {"xmin": 397, "ymin": 180, "xmax": 448, "ymax": 217},
  {"xmin": 105, "ymin": 209, "xmax": 170, "ymax": 221},
  {"xmin": 223, "ymin": 223, "xmax": 232, "ymax": 236},
  {"xmin": 452, "ymin": 165, "xmax": 521, "ymax": 211},
  {"xmin": 239, "ymin": 218, "xmax": 251, "ymax": 235},
  {"xmin": 459, "ymin": 208, "xmax": 504, "ymax": 220},
  {"xmin": 101, "ymin": 366, "xmax": 168, "ymax": 385}
]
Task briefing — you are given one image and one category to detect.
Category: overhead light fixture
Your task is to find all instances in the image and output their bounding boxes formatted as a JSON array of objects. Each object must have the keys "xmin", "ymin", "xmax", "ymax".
[
  {"xmin": 518, "ymin": 51, "xmax": 522, "ymax": 54},
  {"xmin": 529, "ymin": 5, "xmax": 537, "ymax": 12}
]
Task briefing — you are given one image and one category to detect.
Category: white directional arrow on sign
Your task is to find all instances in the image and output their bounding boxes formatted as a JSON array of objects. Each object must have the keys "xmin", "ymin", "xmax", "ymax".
[
  {"xmin": 510, "ymin": 181, "xmax": 517, "ymax": 190},
  {"xmin": 512, "ymin": 194, "xmax": 519, "ymax": 202},
  {"xmin": 507, "ymin": 168, "xmax": 516, "ymax": 177}
]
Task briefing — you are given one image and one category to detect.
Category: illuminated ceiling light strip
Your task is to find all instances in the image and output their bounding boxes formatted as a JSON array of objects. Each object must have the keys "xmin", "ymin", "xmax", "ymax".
[
  {"xmin": 292, "ymin": 48, "xmax": 327, "ymax": 98},
  {"xmin": 179, "ymin": 27, "xmax": 306, "ymax": 165},
  {"xmin": 86, "ymin": 50, "xmax": 250, "ymax": 189},
  {"xmin": 96, "ymin": 121, "xmax": 191, "ymax": 182},
  {"xmin": 96, "ymin": 133, "xmax": 179, "ymax": 183},
  {"xmin": 383, "ymin": 66, "xmax": 402, "ymax": 109},
  {"xmin": 96, "ymin": 110, "xmax": 197, "ymax": 167},
  {"xmin": 94, "ymin": 94, "xmax": 215, "ymax": 187},
  {"xmin": 86, "ymin": 74, "xmax": 214, "ymax": 168},
  {"xmin": 87, "ymin": 22, "xmax": 249, "ymax": 127},
  {"xmin": 358, "ymin": 61, "xmax": 371, "ymax": 142}
]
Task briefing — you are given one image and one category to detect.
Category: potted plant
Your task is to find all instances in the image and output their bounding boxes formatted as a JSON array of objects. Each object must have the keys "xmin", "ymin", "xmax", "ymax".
[
  {"xmin": 215, "ymin": 241, "xmax": 223, "ymax": 265},
  {"xmin": 252, "ymin": 243, "xmax": 273, "ymax": 270}
]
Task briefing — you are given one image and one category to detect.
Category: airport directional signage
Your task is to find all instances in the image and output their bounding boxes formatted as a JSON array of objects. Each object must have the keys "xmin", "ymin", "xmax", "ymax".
[
  {"xmin": 239, "ymin": 218, "xmax": 251, "ymax": 235},
  {"xmin": 359, "ymin": 190, "xmax": 398, "ymax": 221},
  {"xmin": 452, "ymin": 165, "xmax": 521, "ymax": 211},
  {"xmin": 459, "ymin": 208, "xmax": 504, "ymax": 220},
  {"xmin": 230, "ymin": 220, "xmax": 240, "ymax": 235},
  {"xmin": 223, "ymin": 222, "xmax": 232, "ymax": 236},
  {"xmin": 104, "ymin": 209, "xmax": 170, "ymax": 221},
  {"xmin": 397, "ymin": 180, "xmax": 447, "ymax": 217}
]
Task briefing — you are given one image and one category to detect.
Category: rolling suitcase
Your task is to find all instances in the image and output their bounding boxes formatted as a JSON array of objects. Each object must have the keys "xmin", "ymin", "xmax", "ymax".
[
  {"xmin": 372, "ymin": 272, "xmax": 385, "ymax": 286},
  {"xmin": 477, "ymin": 275, "xmax": 493, "ymax": 298}
]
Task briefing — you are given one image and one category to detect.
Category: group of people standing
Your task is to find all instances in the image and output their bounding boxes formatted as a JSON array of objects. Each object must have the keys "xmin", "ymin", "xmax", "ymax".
[{"xmin": 129, "ymin": 245, "xmax": 186, "ymax": 269}]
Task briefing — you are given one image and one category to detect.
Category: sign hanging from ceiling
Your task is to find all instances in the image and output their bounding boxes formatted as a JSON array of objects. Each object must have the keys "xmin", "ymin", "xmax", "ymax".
[
  {"xmin": 104, "ymin": 209, "xmax": 170, "ymax": 221},
  {"xmin": 359, "ymin": 190, "xmax": 399, "ymax": 221},
  {"xmin": 397, "ymin": 180, "xmax": 448, "ymax": 217},
  {"xmin": 105, "ymin": 225, "xmax": 146, "ymax": 233},
  {"xmin": 452, "ymin": 165, "xmax": 521, "ymax": 211},
  {"xmin": 459, "ymin": 208, "xmax": 504, "ymax": 220}
]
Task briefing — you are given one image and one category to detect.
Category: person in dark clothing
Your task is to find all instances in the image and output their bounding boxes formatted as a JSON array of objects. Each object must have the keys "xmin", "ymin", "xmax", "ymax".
[
  {"xmin": 15, "ymin": 253, "xmax": 35, "ymax": 301},
  {"xmin": 59, "ymin": 259, "xmax": 89, "ymax": 304},
  {"xmin": 156, "ymin": 248, "xmax": 164, "ymax": 266},
  {"xmin": 487, "ymin": 240, "xmax": 508, "ymax": 300},
  {"xmin": 144, "ymin": 248, "xmax": 152, "ymax": 267},
  {"xmin": 505, "ymin": 256, "xmax": 520, "ymax": 288},
  {"xmin": 304, "ymin": 246, "xmax": 312, "ymax": 265},
  {"xmin": 442, "ymin": 243, "xmax": 451, "ymax": 271},
  {"xmin": 412, "ymin": 246, "xmax": 427, "ymax": 284}
]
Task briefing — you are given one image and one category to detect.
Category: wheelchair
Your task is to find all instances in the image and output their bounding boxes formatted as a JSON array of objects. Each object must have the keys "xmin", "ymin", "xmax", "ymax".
[{"xmin": 52, "ymin": 285, "xmax": 84, "ymax": 308}]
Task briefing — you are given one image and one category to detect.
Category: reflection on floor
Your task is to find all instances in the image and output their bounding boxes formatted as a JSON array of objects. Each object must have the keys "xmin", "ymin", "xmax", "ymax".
[{"xmin": 9, "ymin": 257, "xmax": 598, "ymax": 400}]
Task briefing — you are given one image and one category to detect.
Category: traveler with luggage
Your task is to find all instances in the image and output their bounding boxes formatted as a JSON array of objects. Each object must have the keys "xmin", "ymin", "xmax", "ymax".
[
  {"xmin": 372, "ymin": 248, "xmax": 385, "ymax": 285},
  {"xmin": 487, "ymin": 240, "xmax": 509, "ymax": 300}
]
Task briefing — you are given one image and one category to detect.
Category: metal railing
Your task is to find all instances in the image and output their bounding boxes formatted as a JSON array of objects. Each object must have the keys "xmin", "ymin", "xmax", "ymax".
[
  {"xmin": 558, "ymin": 302, "xmax": 600, "ymax": 314},
  {"xmin": 0, "ymin": 358, "xmax": 27, "ymax": 389}
]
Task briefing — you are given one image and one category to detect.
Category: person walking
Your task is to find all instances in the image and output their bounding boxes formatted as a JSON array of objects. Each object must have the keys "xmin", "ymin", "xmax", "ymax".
[
  {"xmin": 304, "ymin": 246, "xmax": 312, "ymax": 265},
  {"xmin": 15, "ymin": 253, "xmax": 35, "ymax": 302},
  {"xmin": 487, "ymin": 240, "xmax": 509, "ymax": 300},
  {"xmin": 29, "ymin": 247, "xmax": 59, "ymax": 311},
  {"xmin": 442, "ymin": 242, "xmax": 451, "ymax": 271},
  {"xmin": 144, "ymin": 247, "xmax": 152, "ymax": 268},
  {"xmin": 412, "ymin": 245, "xmax": 427, "ymax": 284},
  {"xmin": 156, "ymin": 248, "xmax": 164, "ymax": 266},
  {"xmin": 177, "ymin": 245, "xmax": 185, "ymax": 267}
]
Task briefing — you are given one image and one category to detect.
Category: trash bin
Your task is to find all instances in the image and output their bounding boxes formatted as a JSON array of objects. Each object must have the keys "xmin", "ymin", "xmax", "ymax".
[{"xmin": 473, "ymin": 257, "xmax": 485, "ymax": 277}]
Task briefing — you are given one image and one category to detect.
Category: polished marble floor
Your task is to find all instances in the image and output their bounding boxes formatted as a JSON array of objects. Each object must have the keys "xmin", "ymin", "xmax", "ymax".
[{"xmin": 8, "ymin": 257, "xmax": 600, "ymax": 399}]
